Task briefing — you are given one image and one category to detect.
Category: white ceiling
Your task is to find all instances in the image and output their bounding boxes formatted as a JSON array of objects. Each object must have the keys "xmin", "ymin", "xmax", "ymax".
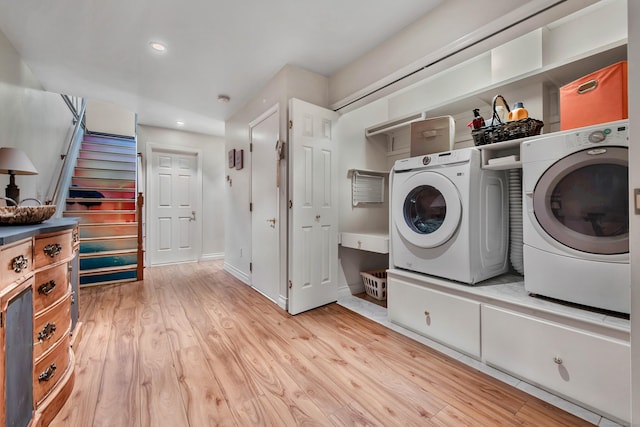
[{"xmin": 0, "ymin": 0, "xmax": 443, "ymax": 136}]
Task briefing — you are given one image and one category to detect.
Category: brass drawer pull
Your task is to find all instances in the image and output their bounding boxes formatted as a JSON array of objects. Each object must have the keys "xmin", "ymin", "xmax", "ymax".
[
  {"xmin": 44, "ymin": 243, "xmax": 63, "ymax": 258},
  {"xmin": 38, "ymin": 363, "xmax": 57, "ymax": 382},
  {"xmin": 37, "ymin": 322, "xmax": 57, "ymax": 342},
  {"xmin": 11, "ymin": 255, "xmax": 28, "ymax": 272},
  {"xmin": 72, "ymin": 230, "xmax": 79, "ymax": 243},
  {"xmin": 38, "ymin": 280, "xmax": 57, "ymax": 295}
]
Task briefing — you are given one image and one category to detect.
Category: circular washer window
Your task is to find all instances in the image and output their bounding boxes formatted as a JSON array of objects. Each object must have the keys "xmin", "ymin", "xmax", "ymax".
[
  {"xmin": 393, "ymin": 171, "xmax": 462, "ymax": 248},
  {"xmin": 533, "ymin": 146, "xmax": 628, "ymax": 254}
]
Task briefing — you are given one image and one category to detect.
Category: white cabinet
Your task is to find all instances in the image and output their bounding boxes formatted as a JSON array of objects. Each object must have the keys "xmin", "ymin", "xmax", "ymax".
[
  {"xmin": 387, "ymin": 274, "xmax": 481, "ymax": 358},
  {"xmin": 482, "ymin": 305, "xmax": 630, "ymax": 423}
]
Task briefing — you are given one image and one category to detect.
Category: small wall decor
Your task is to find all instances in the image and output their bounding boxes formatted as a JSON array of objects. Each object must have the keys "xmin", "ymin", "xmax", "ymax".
[
  {"xmin": 228, "ymin": 149, "xmax": 236, "ymax": 168},
  {"xmin": 235, "ymin": 149, "xmax": 244, "ymax": 170}
]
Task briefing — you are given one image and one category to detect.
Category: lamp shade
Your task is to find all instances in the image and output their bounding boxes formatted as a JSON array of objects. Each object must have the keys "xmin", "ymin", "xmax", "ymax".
[{"xmin": 0, "ymin": 147, "xmax": 38, "ymax": 175}]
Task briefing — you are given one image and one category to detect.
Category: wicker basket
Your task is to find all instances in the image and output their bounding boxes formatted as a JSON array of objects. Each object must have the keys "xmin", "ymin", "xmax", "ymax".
[
  {"xmin": 471, "ymin": 95, "xmax": 544, "ymax": 146},
  {"xmin": 360, "ymin": 269, "xmax": 387, "ymax": 301},
  {"xmin": 0, "ymin": 198, "xmax": 56, "ymax": 225}
]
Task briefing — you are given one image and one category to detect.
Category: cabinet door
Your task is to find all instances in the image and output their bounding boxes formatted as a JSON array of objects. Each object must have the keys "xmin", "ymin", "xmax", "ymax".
[
  {"xmin": 482, "ymin": 305, "xmax": 630, "ymax": 422},
  {"xmin": 388, "ymin": 276, "xmax": 481, "ymax": 358},
  {"xmin": 6, "ymin": 286, "xmax": 33, "ymax": 427}
]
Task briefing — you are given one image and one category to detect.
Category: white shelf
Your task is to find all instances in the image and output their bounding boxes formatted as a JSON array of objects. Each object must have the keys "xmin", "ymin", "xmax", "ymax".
[{"xmin": 340, "ymin": 231, "xmax": 389, "ymax": 254}]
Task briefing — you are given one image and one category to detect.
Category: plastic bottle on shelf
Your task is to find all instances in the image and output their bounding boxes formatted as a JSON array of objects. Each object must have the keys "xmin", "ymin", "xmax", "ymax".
[
  {"xmin": 471, "ymin": 109, "xmax": 485, "ymax": 129},
  {"xmin": 507, "ymin": 102, "xmax": 529, "ymax": 121}
]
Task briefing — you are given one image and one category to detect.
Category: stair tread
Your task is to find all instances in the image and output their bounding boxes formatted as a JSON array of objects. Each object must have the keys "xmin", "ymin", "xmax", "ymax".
[
  {"xmin": 66, "ymin": 198, "xmax": 135, "ymax": 202},
  {"xmin": 67, "ymin": 187, "xmax": 136, "ymax": 193},
  {"xmin": 64, "ymin": 209, "xmax": 136, "ymax": 213},
  {"xmin": 79, "ymin": 265, "xmax": 138, "ymax": 275},
  {"xmin": 72, "ymin": 176, "xmax": 135, "ymax": 182},
  {"xmin": 80, "ymin": 235, "xmax": 138, "ymax": 241},
  {"xmin": 68, "ymin": 221, "xmax": 138, "ymax": 226},
  {"xmin": 79, "ymin": 248, "xmax": 137, "ymax": 257}
]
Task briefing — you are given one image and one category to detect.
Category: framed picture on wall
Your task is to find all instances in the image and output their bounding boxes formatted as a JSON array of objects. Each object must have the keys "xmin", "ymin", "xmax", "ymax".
[
  {"xmin": 228, "ymin": 149, "xmax": 236, "ymax": 168},
  {"xmin": 235, "ymin": 149, "xmax": 244, "ymax": 170}
]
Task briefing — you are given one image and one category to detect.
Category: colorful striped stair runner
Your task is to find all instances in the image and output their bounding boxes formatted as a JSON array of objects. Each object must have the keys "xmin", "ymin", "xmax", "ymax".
[{"xmin": 63, "ymin": 134, "xmax": 139, "ymax": 286}]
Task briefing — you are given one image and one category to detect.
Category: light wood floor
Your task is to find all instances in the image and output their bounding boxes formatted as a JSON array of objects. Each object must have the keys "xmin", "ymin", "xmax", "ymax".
[{"xmin": 50, "ymin": 261, "xmax": 594, "ymax": 426}]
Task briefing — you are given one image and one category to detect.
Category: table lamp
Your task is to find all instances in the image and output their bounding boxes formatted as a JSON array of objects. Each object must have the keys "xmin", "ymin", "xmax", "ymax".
[{"xmin": 0, "ymin": 147, "xmax": 38, "ymax": 204}]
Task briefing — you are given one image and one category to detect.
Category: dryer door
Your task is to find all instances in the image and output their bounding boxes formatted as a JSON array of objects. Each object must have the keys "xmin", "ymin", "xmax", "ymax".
[
  {"xmin": 393, "ymin": 171, "xmax": 462, "ymax": 248},
  {"xmin": 533, "ymin": 146, "xmax": 628, "ymax": 254}
]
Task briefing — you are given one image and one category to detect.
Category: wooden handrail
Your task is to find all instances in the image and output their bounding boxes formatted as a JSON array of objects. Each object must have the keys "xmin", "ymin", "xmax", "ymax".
[{"xmin": 136, "ymin": 191, "xmax": 144, "ymax": 281}]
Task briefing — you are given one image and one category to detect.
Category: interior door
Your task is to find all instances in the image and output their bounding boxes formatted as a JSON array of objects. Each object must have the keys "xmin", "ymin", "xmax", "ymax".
[
  {"xmin": 250, "ymin": 106, "xmax": 280, "ymax": 303},
  {"xmin": 288, "ymin": 98, "xmax": 339, "ymax": 315},
  {"xmin": 148, "ymin": 149, "xmax": 200, "ymax": 265}
]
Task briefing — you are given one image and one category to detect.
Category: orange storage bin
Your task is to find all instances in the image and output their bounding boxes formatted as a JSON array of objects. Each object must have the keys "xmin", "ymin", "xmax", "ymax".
[{"xmin": 560, "ymin": 61, "xmax": 627, "ymax": 130}]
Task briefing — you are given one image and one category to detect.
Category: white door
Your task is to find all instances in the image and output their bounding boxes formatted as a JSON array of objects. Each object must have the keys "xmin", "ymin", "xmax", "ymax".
[
  {"xmin": 148, "ymin": 148, "xmax": 201, "ymax": 265},
  {"xmin": 288, "ymin": 98, "xmax": 339, "ymax": 315},
  {"xmin": 250, "ymin": 106, "xmax": 280, "ymax": 303}
]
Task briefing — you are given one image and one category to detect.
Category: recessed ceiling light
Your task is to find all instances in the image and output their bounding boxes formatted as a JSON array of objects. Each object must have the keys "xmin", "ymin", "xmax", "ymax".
[
  {"xmin": 176, "ymin": 121, "xmax": 185, "ymax": 127},
  {"xmin": 149, "ymin": 41, "xmax": 167, "ymax": 52},
  {"xmin": 217, "ymin": 95, "xmax": 231, "ymax": 103}
]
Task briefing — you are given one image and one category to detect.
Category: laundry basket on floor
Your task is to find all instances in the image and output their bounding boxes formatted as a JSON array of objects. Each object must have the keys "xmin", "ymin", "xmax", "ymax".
[{"xmin": 360, "ymin": 269, "xmax": 387, "ymax": 300}]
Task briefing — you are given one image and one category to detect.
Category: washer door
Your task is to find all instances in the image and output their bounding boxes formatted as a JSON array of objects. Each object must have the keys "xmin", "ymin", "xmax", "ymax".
[
  {"xmin": 533, "ymin": 146, "xmax": 628, "ymax": 254},
  {"xmin": 393, "ymin": 171, "xmax": 462, "ymax": 248}
]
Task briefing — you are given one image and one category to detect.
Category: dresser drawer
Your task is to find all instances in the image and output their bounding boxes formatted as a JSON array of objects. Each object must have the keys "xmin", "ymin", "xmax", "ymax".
[
  {"xmin": 33, "ymin": 263, "xmax": 69, "ymax": 313},
  {"xmin": 33, "ymin": 334, "xmax": 71, "ymax": 405},
  {"xmin": 482, "ymin": 305, "xmax": 630, "ymax": 422},
  {"xmin": 33, "ymin": 291, "xmax": 71, "ymax": 360},
  {"xmin": 388, "ymin": 275, "xmax": 481, "ymax": 358},
  {"xmin": 34, "ymin": 230, "xmax": 72, "ymax": 269},
  {"xmin": 0, "ymin": 238, "xmax": 33, "ymax": 289}
]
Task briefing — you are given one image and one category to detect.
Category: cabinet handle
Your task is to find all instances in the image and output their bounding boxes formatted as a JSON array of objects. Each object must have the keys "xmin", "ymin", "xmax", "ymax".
[
  {"xmin": 37, "ymin": 322, "xmax": 57, "ymax": 342},
  {"xmin": 72, "ymin": 230, "xmax": 79, "ymax": 243},
  {"xmin": 11, "ymin": 255, "xmax": 28, "ymax": 272},
  {"xmin": 38, "ymin": 280, "xmax": 57, "ymax": 295},
  {"xmin": 38, "ymin": 363, "xmax": 57, "ymax": 382},
  {"xmin": 44, "ymin": 243, "xmax": 63, "ymax": 257},
  {"xmin": 553, "ymin": 357, "xmax": 563, "ymax": 365}
]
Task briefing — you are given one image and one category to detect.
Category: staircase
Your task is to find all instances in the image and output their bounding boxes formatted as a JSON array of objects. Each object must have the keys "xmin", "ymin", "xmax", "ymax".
[{"xmin": 63, "ymin": 134, "xmax": 141, "ymax": 286}]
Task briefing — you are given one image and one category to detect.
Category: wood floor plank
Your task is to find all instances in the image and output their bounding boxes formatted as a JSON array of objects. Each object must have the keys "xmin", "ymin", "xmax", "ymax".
[{"xmin": 52, "ymin": 261, "xmax": 597, "ymax": 427}]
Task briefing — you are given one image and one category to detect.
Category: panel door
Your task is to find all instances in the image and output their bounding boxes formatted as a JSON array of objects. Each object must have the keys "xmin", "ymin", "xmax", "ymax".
[
  {"xmin": 149, "ymin": 150, "xmax": 199, "ymax": 265},
  {"xmin": 250, "ymin": 107, "xmax": 280, "ymax": 303},
  {"xmin": 288, "ymin": 98, "xmax": 339, "ymax": 315}
]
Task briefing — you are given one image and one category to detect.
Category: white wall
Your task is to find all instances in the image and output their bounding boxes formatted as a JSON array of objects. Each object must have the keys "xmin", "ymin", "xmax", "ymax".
[
  {"xmin": 137, "ymin": 125, "xmax": 226, "ymax": 260},
  {"xmin": 0, "ymin": 30, "xmax": 74, "ymax": 204},
  {"xmin": 86, "ymin": 99, "xmax": 136, "ymax": 137}
]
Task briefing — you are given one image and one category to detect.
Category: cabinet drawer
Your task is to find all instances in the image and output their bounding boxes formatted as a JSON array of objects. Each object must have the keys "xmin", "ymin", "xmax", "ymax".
[
  {"xmin": 482, "ymin": 305, "xmax": 630, "ymax": 422},
  {"xmin": 388, "ymin": 276, "xmax": 480, "ymax": 358},
  {"xmin": 0, "ymin": 238, "xmax": 33, "ymax": 289},
  {"xmin": 34, "ymin": 291, "xmax": 71, "ymax": 360},
  {"xmin": 33, "ymin": 334, "xmax": 71, "ymax": 405},
  {"xmin": 34, "ymin": 230, "xmax": 72, "ymax": 269},
  {"xmin": 34, "ymin": 263, "xmax": 69, "ymax": 313}
]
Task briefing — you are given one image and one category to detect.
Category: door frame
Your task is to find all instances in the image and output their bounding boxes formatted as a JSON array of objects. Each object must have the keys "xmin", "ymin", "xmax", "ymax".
[
  {"xmin": 145, "ymin": 143, "xmax": 204, "ymax": 266},
  {"xmin": 249, "ymin": 104, "xmax": 282, "ymax": 305}
]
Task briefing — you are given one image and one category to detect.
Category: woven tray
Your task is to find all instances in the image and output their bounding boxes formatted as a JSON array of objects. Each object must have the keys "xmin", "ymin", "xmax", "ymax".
[
  {"xmin": 471, "ymin": 95, "xmax": 544, "ymax": 146},
  {"xmin": 0, "ymin": 205, "xmax": 56, "ymax": 225}
]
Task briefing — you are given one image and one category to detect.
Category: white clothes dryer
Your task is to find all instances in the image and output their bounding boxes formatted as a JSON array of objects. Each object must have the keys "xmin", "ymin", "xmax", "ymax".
[
  {"xmin": 390, "ymin": 147, "xmax": 509, "ymax": 284},
  {"xmin": 521, "ymin": 120, "xmax": 629, "ymax": 313}
]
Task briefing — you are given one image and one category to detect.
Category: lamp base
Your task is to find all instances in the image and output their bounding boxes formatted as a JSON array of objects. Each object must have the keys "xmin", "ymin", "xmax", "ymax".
[{"xmin": 5, "ymin": 173, "xmax": 19, "ymax": 204}]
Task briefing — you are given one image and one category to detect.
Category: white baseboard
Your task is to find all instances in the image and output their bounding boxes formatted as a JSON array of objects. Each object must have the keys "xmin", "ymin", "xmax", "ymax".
[
  {"xmin": 223, "ymin": 262, "xmax": 250, "ymax": 285},
  {"xmin": 200, "ymin": 252, "xmax": 224, "ymax": 261}
]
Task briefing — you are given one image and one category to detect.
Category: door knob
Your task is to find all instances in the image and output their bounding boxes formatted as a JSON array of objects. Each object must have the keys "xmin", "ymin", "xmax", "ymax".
[
  {"xmin": 189, "ymin": 211, "xmax": 196, "ymax": 221},
  {"xmin": 266, "ymin": 218, "xmax": 276, "ymax": 225}
]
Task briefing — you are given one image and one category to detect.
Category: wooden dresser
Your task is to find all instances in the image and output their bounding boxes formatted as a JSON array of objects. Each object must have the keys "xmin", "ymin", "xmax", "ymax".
[{"xmin": 0, "ymin": 218, "xmax": 79, "ymax": 427}]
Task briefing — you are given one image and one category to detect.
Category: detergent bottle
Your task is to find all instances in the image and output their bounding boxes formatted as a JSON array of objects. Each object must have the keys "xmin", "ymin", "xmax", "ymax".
[
  {"xmin": 470, "ymin": 109, "xmax": 485, "ymax": 129},
  {"xmin": 508, "ymin": 102, "xmax": 529, "ymax": 121}
]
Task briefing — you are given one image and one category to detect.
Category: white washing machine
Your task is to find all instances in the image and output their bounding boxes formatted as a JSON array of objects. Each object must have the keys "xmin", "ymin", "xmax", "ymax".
[
  {"xmin": 390, "ymin": 147, "xmax": 509, "ymax": 284},
  {"xmin": 521, "ymin": 120, "xmax": 629, "ymax": 313}
]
